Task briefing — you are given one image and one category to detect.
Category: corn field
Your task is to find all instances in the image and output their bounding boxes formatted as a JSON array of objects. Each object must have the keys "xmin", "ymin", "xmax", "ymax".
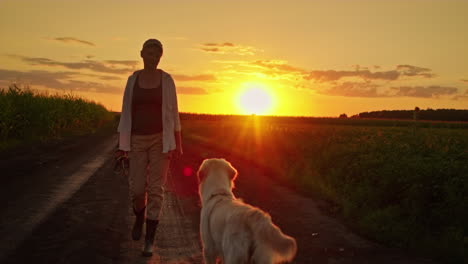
[{"xmin": 0, "ymin": 84, "xmax": 114, "ymax": 151}]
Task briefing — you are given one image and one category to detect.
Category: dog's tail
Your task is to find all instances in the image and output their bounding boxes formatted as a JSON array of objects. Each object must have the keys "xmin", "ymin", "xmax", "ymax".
[{"xmin": 250, "ymin": 210, "xmax": 297, "ymax": 262}]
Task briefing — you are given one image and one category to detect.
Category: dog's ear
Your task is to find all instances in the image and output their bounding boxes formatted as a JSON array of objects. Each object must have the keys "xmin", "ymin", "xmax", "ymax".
[
  {"xmin": 223, "ymin": 159, "xmax": 238, "ymax": 181},
  {"xmin": 197, "ymin": 159, "xmax": 211, "ymax": 184}
]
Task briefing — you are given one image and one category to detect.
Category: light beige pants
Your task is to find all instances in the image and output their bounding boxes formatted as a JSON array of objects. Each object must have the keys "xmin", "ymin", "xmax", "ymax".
[{"xmin": 128, "ymin": 132, "xmax": 170, "ymax": 221}]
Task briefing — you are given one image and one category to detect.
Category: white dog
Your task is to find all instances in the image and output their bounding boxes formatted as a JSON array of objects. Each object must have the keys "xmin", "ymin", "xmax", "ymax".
[{"xmin": 197, "ymin": 158, "xmax": 297, "ymax": 264}]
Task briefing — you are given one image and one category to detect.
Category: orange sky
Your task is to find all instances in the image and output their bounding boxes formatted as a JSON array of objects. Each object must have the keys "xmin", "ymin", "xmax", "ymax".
[{"xmin": 1, "ymin": 0, "xmax": 467, "ymax": 117}]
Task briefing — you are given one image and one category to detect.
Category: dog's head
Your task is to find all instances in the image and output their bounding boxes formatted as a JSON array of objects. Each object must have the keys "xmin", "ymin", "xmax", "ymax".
[{"xmin": 197, "ymin": 158, "xmax": 238, "ymax": 187}]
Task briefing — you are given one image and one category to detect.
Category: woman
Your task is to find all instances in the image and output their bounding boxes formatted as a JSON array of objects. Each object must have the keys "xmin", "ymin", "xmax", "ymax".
[{"xmin": 117, "ymin": 38, "xmax": 183, "ymax": 257}]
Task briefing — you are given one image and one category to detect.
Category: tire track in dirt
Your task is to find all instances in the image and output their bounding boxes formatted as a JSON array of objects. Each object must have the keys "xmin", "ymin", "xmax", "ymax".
[{"xmin": 0, "ymin": 134, "xmax": 117, "ymax": 262}]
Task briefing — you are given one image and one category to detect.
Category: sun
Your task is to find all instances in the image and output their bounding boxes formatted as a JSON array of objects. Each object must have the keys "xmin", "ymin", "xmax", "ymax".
[{"xmin": 236, "ymin": 82, "xmax": 274, "ymax": 115}]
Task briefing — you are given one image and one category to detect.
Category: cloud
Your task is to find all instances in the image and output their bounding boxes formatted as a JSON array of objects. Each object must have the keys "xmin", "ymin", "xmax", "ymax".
[
  {"xmin": 60, "ymin": 71, "xmax": 122, "ymax": 81},
  {"xmin": 214, "ymin": 59, "xmax": 437, "ymax": 85},
  {"xmin": 308, "ymin": 82, "xmax": 462, "ymax": 99},
  {"xmin": 172, "ymin": 74, "xmax": 216, "ymax": 81},
  {"xmin": 65, "ymin": 79, "xmax": 121, "ymax": 94},
  {"xmin": 235, "ymin": 61, "xmax": 432, "ymax": 82},
  {"xmin": 0, "ymin": 69, "xmax": 122, "ymax": 94},
  {"xmin": 306, "ymin": 69, "xmax": 400, "ymax": 82},
  {"xmin": 351, "ymin": 65, "xmax": 369, "ymax": 71},
  {"xmin": 201, "ymin": 47, "xmax": 221, "ymax": 52},
  {"xmin": 93, "ymin": 75, "xmax": 122, "ymax": 81},
  {"xmin": 5, "ymin": 54, "xmax": 138, "ymax": 74},
  {"xmin": 304, "ymin": 64, "xmax": 434, "ymax": 82},
  {"xmin": 319, "ymin": 81, "xmax": 382, "ymax": 97},
  {"xmin": 198, "ymin": 42, "xmax": 261, "ymax": 55},
  {"xmin": 216, "ymin": 60, "xmax": 307, "ymax": 81},
  {"xmin": 396, "ymin": 65, "xmax": 435, "ymax": 78},
  {"xmin": 213, "ymin": 59, "xmax": 462, "ymax": 99},
  {"xmin": 0, "ymin": 68, "xmax": 223, "ymax": 96},
  {"xmin": 389, "ymin": 85, "xmax": 458, "ymax": 98},
  {"xmin": 203, "ymin": 42, "xmax": 235, "ymax": 47},
  {"xmin": 47, "ymin": 37, "xmax": 96, "ymax": 46},
  {"xmin": 104, "ymin": 60, "xmax": 140, "ymax": 67}
]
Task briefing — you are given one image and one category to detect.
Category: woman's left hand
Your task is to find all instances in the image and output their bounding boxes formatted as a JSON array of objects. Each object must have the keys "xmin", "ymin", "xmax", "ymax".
[{"xmin": 169, "ymin": 147, "xmax": 183, "ymax": 160}]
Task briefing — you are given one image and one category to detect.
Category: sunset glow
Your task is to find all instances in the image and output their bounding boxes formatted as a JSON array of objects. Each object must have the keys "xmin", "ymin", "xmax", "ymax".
[{"xmin": 1, "ymin": 0, "xmax": 467, "ymax": 117}]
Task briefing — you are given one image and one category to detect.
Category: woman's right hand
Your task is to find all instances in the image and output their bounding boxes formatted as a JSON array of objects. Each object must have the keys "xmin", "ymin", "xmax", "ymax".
[{"xmin": 115, "ymin": 149, "xmax": 128, "ymax": 159}]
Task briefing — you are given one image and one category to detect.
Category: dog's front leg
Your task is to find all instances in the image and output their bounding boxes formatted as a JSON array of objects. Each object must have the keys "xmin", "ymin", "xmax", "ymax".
[{"xmin": 201, "ymin": 207, "xmax": 218, "ymax": 264}]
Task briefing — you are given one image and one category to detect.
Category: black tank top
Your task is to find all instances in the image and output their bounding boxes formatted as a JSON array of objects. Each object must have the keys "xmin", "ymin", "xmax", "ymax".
[{"xmin": 131, "ymin": 73, "xmax": 163, "ymax": 134}]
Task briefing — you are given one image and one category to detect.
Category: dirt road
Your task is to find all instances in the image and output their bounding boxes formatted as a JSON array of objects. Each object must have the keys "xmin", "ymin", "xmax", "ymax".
[
  {"xmin": 0, "ymin": 126, "xmax": 438, "ymax": 263},
  {"xmin": 0, "ymin": 127, "xmax": 203, "ymax": 264}
]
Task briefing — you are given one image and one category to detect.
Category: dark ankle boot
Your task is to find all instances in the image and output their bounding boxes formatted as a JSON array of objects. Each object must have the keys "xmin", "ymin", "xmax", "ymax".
[
  {"xmin": 142, "ymin": 219, "xmax": 159, "ymax": 257},
  {"xmin": 131, "ymin": 206, "xmax": 146, "ymax": 241}
]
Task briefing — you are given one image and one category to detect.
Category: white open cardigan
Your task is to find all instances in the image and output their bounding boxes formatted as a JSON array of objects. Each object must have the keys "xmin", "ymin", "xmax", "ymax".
[{"xmin": 117, "ymin": 69, "xmax": 182, "ymax": 153}]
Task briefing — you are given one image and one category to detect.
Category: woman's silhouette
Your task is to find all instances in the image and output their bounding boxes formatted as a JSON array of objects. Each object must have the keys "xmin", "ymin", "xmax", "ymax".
[{"xmin": 117, "ymin": 38, "xmax": 183, "ymax": 257}]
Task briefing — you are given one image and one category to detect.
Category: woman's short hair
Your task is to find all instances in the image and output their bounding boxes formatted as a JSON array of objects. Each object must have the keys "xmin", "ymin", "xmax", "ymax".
[{"xmin": 142, "ymin": 39, "xmax": 163, "ymax": 53}]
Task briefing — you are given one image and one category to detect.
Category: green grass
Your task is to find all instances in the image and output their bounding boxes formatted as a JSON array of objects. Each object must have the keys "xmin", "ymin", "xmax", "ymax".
[
  {"xmin": 0, "ymin": 84, "xmax": 115, "ymax": 151},
  {"xmin": 181, "ymin": 116, "xmax": 468, "ymax": 263}
]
